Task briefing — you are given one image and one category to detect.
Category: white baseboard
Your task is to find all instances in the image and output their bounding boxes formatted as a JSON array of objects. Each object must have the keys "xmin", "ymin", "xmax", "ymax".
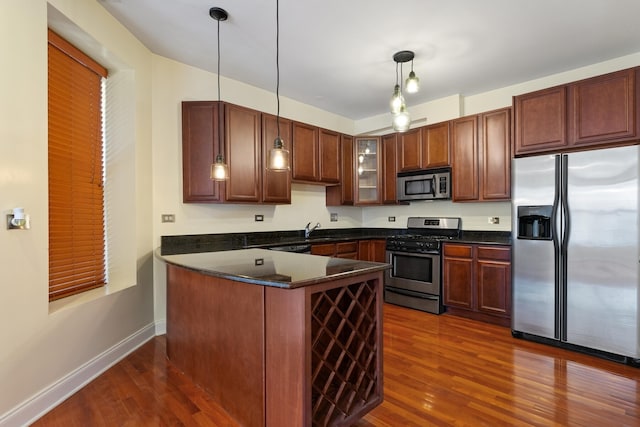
[
  {"xmin": 0, "ymin": 322, "xmax": 159, "ymax": 427},
  {"xmin": 155, "ymin": 319, "xmax": 166, "ymax": 335}
]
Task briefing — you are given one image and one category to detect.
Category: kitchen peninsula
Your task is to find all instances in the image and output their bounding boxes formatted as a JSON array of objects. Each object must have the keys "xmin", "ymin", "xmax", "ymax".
[{"xmin": 159, "ymin": 248, "xmax": 388, "ymax": 427}]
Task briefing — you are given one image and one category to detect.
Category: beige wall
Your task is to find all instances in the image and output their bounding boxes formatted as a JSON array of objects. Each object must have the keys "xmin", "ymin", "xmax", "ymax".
[{"xmin": 0, "ymin": 0, "xmax": 154, "ymax": 424}]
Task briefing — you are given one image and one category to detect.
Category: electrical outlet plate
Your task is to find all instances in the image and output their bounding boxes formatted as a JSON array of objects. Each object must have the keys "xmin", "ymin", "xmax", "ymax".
[
  {"xmin": 488, "ymin": 216, "xmax": 499, "ymax": 224},
  {"xmin": 388, "ymin": 216, "xmax": 396, "ymax": 222},
  {"xmin": 255, "ymin": 214, "xmax": 264, "ymax": 222},
  {"xmin": 161, "ymin": 214, "xmax": 175, "ymax": 223},
  {"xmin": 330, "ymin": 213, "xmax": 338, "ymax": 222}
]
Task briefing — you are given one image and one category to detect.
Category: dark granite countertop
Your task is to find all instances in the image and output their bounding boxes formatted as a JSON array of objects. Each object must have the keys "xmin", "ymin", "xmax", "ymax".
[
  {"xmin": 160, "ymin": 228, "xmax": 512, "ymax": 255},
  {"xmin": 157, "ymin": 248, "xmax": 389, "ymax": 289}
]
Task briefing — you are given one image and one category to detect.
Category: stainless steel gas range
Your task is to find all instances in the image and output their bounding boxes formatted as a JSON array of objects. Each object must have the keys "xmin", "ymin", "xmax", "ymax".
[{"xmin": 385, "ymin": 217, "xmax": 461, "ymax": 314}]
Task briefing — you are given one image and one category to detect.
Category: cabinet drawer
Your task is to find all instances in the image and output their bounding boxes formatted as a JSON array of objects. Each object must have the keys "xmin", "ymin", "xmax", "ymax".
[
  {"xmin": 443, "ymin": 244, "xmax": 473, "ymax": 258},
  {"xmin": 477, "ymin": 246, "xmax": 511, "ymax": 261},
  {"xmin": 336, "ymin": 241, "xmax": 358, "ymax": 254}
]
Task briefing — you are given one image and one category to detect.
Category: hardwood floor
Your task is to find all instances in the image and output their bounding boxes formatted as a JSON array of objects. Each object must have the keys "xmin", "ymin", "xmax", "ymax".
[{"xmin": 34, "ymin": 303, "xmax": 640, "ymax": 426}]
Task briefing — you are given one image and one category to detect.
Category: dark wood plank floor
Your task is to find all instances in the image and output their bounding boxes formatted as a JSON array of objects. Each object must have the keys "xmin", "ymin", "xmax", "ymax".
[{"xmin": 34, "ymin": 303, "xmax": 640, "ymax": 426}]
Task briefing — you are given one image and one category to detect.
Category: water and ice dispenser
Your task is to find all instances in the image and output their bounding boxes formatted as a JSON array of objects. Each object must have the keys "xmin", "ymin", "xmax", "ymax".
[{"xmin": 517, "ymin": 205, "xmax": 552, "ymax": 240}]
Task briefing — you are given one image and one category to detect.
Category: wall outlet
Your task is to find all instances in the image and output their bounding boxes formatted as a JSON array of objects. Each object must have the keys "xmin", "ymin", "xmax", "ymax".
[
  {"xmin": 488, "ymin": 216, "xmax": 499, "ymax": 224},
  {"xmin": 161, "ymin": 214, "xmax": 175, "ymax": 223},
  {"xmin": 255, "ymin": 214, "xmax": 264, "ymax": 222},
  {"xmin": 388, "ymin": 216, "xmax": 396, "ymax": 222},
  {"xmin": 330, "ymin": 213, "xmax": 338, "ymax": 222}
]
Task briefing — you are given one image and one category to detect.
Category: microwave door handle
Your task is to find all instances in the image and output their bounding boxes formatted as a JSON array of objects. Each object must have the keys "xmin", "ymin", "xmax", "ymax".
[{"xmin": 431, "ymin": 174, "xmax": 437, "ymax": 197}]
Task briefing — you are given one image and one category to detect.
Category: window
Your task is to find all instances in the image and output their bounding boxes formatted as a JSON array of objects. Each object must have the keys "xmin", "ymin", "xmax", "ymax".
[{"xmin": 48, "ymin": 29, "xmax": 109, "ymax": 301}]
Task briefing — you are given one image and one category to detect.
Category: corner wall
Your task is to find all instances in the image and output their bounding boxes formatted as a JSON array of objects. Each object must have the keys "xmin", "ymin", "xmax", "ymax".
[{"xmin": 0, "ymin": 1, "xmax": 154, "ymax": 424}]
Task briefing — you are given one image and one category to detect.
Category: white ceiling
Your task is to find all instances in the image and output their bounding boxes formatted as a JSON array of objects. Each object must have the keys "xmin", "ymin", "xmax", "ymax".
[{"xmin": 98, "ymin": 0, "xmax": 640, "ymax": 120}]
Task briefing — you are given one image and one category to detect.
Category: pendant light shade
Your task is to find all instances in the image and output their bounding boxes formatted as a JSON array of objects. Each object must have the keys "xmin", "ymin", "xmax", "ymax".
[
  {"xmin": 405, "ymin": 58, "xmax": 419, "ymax": 94},
  {"xmin": 210, "ymin": 6, "xmax": 229, "ymax": 181},
  {"xmin": 389, "ymin": 84, "xmax": 404, "ymax": 114},
  {"xmin": 267, "ymin": 0, "xmax": 290, "ymax": 171},
  {"xmin": 268, "ymin": 137, "xmax": 290, "ymax": 170},
  {"xmin": 392, "ymin": 105, "xmax": 411, "ymax": 132},
  {"xmin": 211, "ymin": 154, "xmax": 229, "ymax": 180}
]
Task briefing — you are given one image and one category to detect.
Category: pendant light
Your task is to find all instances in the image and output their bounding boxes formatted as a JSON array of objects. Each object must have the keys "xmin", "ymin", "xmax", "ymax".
[
  {"xmin": 390, "ymin": 50, "xmax": 418, "ymax": 133},
  {"xmin": 405, "ymin": 59, "xmax": 420, "ymax": 94},
  {"xmin": 267, "ymin": 0, "xmax": 290, "ymax": 171},
  {"xmin": 389, "ymin": 62, "xmax": 405, "ymax": 114},
  {"xmin": 210, "ymin": 7, "xmax": 229, "ymax": 181}
]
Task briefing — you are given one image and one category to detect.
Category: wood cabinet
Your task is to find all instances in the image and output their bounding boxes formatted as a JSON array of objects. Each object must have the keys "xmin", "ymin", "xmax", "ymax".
[
  {"xmin": 397, "ymin": 128, "xmax": 422, "ymax": 172},
  {"xmin": 357, "ymin": 239, "xmax": 386, "ymax": 263},
  {"xmin": 355, "ymin": 137, "xmax": 382, "ymax": 204},
  {"xmin": 422, "ymin": 122, "xmax": 451, "ymax": 167},
  {"xmin": 166, "ymin": 263, "xmax": 383, "ymax": 426},
  {"xmin": 326, "ymin": 135, "xmax": 354, "ymax": 206},
  {"xmin": 182, "ymin": 101, "xmax": 290, "ymax": 204},
  {"xmin": 224, "ymin": 103, "xmax": 262, "ymax": 202},
  {"xmin": 292, "ymin": 122, "xmax": 340, "ymax": 184},
  {"xmin": 397, "ymin": 122, "xmax": 450, "ymax": 172},
  {"xmin": 311, "ymin": 239, "xmax": 385, "ymax": 262},
  {"xmin": 182, "ymin": 101, "xmax": 223, "ymax": 202},
  {"xmin": 443, "ymin": 243, "xmax": 511, "ymax": 326},
  {"xmin": 311, "ymin": 241, "xmax": 358, "ymax": 259},
  {"xmin": 514, "ymin": 67, "xmax": 638, "ymax": 156},
  {"xmin": 381, "ymin": 134, "xmax": 399, "ymax": 204},
  {"xmin": 452, "ymin": 108, "xmax": 511, "ymax": 202}
]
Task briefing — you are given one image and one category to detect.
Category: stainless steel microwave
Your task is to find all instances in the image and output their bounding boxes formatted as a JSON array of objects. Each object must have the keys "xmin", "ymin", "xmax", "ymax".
[{"xmin": 397, "ymin": 168, "xmax": 451, "ymax": 201}]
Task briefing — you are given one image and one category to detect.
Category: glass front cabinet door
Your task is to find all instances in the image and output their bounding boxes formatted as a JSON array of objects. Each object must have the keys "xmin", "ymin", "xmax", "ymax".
[{"xmin": 355, "ymin": 137, "xmax": 382, "ymax": 204}]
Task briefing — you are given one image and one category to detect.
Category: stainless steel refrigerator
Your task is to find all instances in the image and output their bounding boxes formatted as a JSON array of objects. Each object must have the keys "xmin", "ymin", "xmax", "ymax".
[{"xmin": 512, "ymin": 144, "xmax": 639, "ymax": 363}]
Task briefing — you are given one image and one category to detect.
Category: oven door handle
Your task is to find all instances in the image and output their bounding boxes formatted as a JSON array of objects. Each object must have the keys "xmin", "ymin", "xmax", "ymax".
[{"xmin": 385, "ymin": 287, "xmax": 439, "ymax": 300}]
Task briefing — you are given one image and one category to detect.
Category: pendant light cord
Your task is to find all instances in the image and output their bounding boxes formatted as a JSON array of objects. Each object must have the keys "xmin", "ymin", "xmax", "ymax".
[
  {"xmin": 217, "ymin": 15, "xmax": 223, "ymax": 158},
  {"xmin": 275, "ymin": 0, "xmax": 281, "ymax": 142},
  {"xmin": 395, "ymin": 61, "xmax": 399, "ymax": 86}
]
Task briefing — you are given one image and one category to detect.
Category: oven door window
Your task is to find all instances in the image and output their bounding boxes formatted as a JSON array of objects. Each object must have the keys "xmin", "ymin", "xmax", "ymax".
[{"xmin": 392, "ymin": 253, "xmax": 433, "ymax": 283}]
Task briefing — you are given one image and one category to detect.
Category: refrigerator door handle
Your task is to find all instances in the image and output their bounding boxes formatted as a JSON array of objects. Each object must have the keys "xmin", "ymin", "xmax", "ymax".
[
  {"xmin": 552, "ymin": 155, "xmax": 563, "ymax": 339},
  {"xmin": 559, "ymin": 154, "xmax": 570, "ymax": 342}
]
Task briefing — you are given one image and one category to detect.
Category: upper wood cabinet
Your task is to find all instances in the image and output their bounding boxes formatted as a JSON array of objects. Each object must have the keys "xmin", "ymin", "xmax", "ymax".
[
  {"xmin": 480, "ymin": 108, "xmax": 511, "ymax": 200},
  {"xmin": 292, "ymin": 122, "xmax": 340, "ymax": 184},
  {"xmin": 262, "ymin": 113, "xmax": 292, "ymax": 204},
  {"xmin": 182, "ymin": 101, "xmax": 223, "ymax": 203},
  {"xmin": 568, "ymin": 68, "xmax": 637, "ymax": 146},
  {"xmin": 422, "ymin": 122, "xmax": 451, "ymax": 168},
  {"xmin": 319, "ymin": 129, "xmax": 341, "ymax": 184},
  {"xmin": 181, "ymin": 101, "xmax": 290, "ymax": 204},
  {"xmin": 452, "ymin": 115, "xmax": 479, "ymax": 201},
  {"xmin": 397, "ymin": 128, "xmax": 422, "ymax": 172},
  {"xmin": 397, "ymin": 122, "xmax": 450, "ymax": 172},
  {"xmin": 452, "ymin": 108, "xmax": 511, "ymax": 202},
  {"xmin": 355, "ymin": 137, "xmax": 382, "ymax": 204},
  {"xmin": 291, "ymin": 122, "xmax": 318, "ymax": 182},
  {"xmin": 224, "ymin": 103, "xmax": 262, "ymax": 202},
  {"xmin": 513, "ymin": 86, "xmax": 567, "ymax": 155},
  {"xmin": 381, "ymin": 133, "xmax": 399, "ymax": 204},
  {"xmin": 514, "ymin": 67, "xmax": 638, "ymax": 156},
  {"xmin": 326, "ymin": 135, "xmax": 354, "ymax": 206}
]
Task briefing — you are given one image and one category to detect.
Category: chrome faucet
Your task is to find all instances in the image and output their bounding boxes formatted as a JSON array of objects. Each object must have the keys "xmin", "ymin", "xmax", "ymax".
[{"xmin": 304, "ymin": 222, "xmax": 321, "ymax": 239}]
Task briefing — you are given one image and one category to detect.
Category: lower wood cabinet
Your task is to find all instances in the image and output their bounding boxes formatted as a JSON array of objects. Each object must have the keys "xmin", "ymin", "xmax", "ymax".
[
  {"xmin": 311, "ymin": 239, "xmax": 385, "ymax": 262},
  {"xmin": 311, "ymin": 241, "xmax": 358, "ymax": 259},
  {"xmin": 358, "ymin": 239, "xmax": 386, "ymax": 263},
  {"xmin": 443, "ymin": 243, "xmax": 511, "ymax": 326}
]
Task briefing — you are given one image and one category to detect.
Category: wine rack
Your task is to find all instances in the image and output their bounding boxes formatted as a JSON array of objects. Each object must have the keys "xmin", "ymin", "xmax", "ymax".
[{"xmin": 310, "ymin": 279, "xmax": 380, "ymax": 426}]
